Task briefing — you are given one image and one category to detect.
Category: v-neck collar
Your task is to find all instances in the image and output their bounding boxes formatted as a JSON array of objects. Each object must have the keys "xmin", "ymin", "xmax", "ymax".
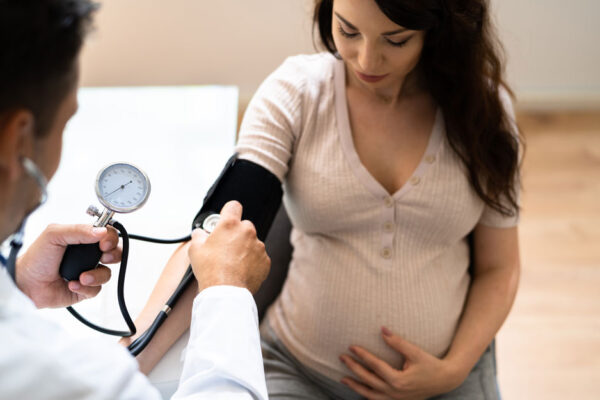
[{"xmin": 334, "ymin": 60, "xmax": 444, "ymax": 200}]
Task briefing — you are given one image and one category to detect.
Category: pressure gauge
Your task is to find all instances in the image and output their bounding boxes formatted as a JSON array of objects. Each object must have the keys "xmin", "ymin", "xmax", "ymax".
[{"xmin": 96, "ymin": 163, "xmax": 151, "ymax": 213}]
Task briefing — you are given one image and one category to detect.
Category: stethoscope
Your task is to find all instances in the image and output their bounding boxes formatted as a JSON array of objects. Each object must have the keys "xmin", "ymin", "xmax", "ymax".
[{"xmin": 2, "ymin": 160, "xmax": 213, "ymax": 356}]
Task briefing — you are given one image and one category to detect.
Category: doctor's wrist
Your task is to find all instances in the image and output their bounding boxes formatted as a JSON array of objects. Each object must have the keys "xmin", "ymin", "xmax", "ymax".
[
  {"xmin": 13, "ymin": 258, "xmax": 33, "ymax": 301},
  {"xmin": 196, "ymin": 278, "xmax": 249, "ymax": 294}
]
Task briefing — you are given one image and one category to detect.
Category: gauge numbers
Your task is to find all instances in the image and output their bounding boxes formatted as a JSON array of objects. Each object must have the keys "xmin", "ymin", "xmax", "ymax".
[{"xmin": 96, "ymin": 163, "xmax": 150, "ymax": 213}]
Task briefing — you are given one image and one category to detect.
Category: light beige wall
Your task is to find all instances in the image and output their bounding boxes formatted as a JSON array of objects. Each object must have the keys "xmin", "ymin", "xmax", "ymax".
[
  {"xmin": 494, "ymin": 0, "xmax": 600, "ymax": 109},
  {"xmin": 81, "ymin": 0, "xmax": 600, "ymax": 109},
  {"xmin": 80, "ymin": 0, "xmax": 316, "ymax": 104}
]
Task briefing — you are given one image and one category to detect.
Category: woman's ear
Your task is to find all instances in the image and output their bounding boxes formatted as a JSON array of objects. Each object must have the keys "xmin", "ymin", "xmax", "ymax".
[{"xmin": 0, "ymin": 110, "xmax": 36, "ymax": 181}]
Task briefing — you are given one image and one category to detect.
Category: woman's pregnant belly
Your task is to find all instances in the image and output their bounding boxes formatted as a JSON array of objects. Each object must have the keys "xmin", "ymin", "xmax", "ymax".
[{"xmin": 266, "ymin": 237, "xmax": 471, "ymax": 381}]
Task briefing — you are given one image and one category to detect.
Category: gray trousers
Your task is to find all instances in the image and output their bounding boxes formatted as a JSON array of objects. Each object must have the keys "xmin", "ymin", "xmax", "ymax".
[{"xmin": 260, "ymin": 322, "xmax": 501, "ymax": 400}]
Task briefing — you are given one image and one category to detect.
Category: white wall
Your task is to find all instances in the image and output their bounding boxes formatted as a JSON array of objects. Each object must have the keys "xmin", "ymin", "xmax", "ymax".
[{"xmin": 80, "ymin": 0, "xmax": 600, "ymax": 110}]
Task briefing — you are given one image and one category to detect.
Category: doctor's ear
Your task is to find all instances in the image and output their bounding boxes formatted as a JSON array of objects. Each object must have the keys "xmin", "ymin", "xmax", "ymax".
[{"xmin": 0, "ymin": 109, "xmax": 36, "ymax": 179}]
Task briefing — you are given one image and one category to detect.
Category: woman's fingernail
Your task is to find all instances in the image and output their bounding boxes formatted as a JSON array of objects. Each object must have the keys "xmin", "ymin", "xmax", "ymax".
[
  {"xmin": 349, "ymin": 346, "xmax": 357, "ymax": 355},
  {"xmin": 339, "ymin": 356, "xmax": 346, "ymax": 364},
  {"xmin": 103, "ymin": 254, "xmax": 114, "ymax": 263},
  {"xmin": 382, "ymin": 326, "xmax": 393, "ymax": 336},
  {"xmin": 81, "ymin": 275, "xmax": 94, "ymax": 285},
  {"xmin": 70, "ymin": 282, "xmax": 81, "ymax": 291}
]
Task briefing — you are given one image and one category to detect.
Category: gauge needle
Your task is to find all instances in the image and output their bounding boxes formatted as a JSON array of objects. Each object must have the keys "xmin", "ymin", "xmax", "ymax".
[{"xmin": 105, "ymin": 180, "xmax": 133, "ymax": 197}]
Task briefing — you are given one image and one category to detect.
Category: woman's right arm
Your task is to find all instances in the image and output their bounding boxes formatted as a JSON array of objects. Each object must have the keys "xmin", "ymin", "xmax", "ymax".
[
  {"xmin": 119, "ymin": 242, "xmax": 196, "ymax": 374},
  {"xmin": 125, "ymin": 56, "xmax": 307, "ymax": 374}
]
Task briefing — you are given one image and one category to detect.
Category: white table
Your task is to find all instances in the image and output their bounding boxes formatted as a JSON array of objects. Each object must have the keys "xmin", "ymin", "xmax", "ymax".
[{"xmin": 22, "ymin": 86, "xmax": 238, "ymax": 398}]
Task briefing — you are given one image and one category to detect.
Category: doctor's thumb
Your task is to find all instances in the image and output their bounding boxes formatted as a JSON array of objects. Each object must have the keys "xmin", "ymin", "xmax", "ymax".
[
  {"xmin": 191, "ymin": 228, "xmax": 209, "ymax": 243},
  {"xmin": 46, "ymin": 224, "xmax": 108, "ymax": 247}
]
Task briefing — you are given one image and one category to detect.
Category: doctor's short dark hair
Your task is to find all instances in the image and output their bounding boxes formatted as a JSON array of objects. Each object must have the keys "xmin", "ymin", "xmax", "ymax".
[
  {"xmin": 313, "ymin": 0, "xmax": 521, "ymax": 218},
  {"xmin": 0, "ymin": 0, "xmax": 97, "ymax": 136}
]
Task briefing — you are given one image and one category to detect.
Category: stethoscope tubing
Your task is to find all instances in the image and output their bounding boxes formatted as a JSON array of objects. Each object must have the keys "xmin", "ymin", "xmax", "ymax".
[{"xmin": 66, "ymin": 221, "xmax": 193, "ymax": 355}]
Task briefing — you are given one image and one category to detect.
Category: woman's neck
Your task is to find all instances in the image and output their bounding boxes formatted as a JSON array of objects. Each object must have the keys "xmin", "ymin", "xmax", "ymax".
[{"xmin": 346, "ymin": 65, "xmax": 424, "ymax": 107}]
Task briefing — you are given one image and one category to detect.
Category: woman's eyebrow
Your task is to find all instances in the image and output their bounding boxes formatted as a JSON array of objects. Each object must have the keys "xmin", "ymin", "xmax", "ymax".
[
  {"xmin": 334, "ymin": 12, "xmax": 407, "ymax": 35},
  {"xmin": 334, "ymin": 12, "xmax": 358, "ymax": 30}
]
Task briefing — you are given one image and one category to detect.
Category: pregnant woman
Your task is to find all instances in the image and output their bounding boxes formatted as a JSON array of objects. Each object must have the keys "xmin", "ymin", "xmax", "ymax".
[
  {"xmin": 236, "ymin": 1, "xmax": 521, "ymax": 398},
  {"xmin": 130, "ymin": 1, "xmax": 521, "ymax": 399}
]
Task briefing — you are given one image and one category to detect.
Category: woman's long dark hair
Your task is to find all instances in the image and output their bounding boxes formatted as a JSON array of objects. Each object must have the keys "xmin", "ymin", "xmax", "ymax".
[{"xmin": 314, "ymin": 0, "xmax": 521, "ymax": 217}]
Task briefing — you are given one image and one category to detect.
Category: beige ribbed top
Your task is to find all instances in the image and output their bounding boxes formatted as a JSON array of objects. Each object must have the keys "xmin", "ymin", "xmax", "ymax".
[{"xmin": 236, "ymin": 53, "xmax": 518, "ymax": 381}]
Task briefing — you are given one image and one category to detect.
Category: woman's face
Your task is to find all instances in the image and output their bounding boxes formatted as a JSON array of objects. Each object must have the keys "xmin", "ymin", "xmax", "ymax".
[{"xmin": 331, "ymin": 0, "xmax": 426, "ymax": 93}]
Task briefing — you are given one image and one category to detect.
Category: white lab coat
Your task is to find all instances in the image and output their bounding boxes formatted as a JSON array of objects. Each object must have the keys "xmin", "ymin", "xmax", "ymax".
[{"xmin": 0, "ymin": 268, "xmax": 268, "ymax": 399}]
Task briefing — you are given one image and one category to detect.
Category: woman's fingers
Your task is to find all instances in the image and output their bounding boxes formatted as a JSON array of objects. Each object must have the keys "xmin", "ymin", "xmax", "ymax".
[
  {"xmin": 340, "ymin": 377, "xmax": 387, "ymax": 400},
  {"xmin": 381, "ymin": 326, "xmax": 422, "ymax": 362},
  {"xmin": 340, "ymin": 353, "xmax": 388, "ymax": 392},
  {"xmin": 348, "ymin": 345, "xmax": 399, "ymax": 383}
]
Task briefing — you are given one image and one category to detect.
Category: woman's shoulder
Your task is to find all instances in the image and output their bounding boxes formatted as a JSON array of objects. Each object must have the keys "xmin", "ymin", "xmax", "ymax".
[
  {"xmin": 281, "ymin": 52, "xmax": 338, "ymax": 70},
  {"xmin": 268, "ymin": 52, "xmax": 338, "ymax": 88}
]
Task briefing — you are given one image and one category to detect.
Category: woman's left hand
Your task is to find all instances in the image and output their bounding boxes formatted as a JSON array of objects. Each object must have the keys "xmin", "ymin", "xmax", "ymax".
[{"xmin": 339, "ymin": 327, "xmax": 466, "ymax": 400}]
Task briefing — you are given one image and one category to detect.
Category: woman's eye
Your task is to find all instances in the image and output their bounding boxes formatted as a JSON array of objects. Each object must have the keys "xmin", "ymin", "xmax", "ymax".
[
  {"xmin": 338, "ymin": 26, "xmax": 358, "ymax": 38},
  {"xmin": 386, "ymin": 36, "xmax": 412, "ymax": 47}
]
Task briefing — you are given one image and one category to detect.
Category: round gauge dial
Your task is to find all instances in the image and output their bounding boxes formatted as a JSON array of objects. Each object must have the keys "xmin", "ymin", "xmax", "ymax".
[{"xmin": 95, "ymin": 163, "xmax": 151, "ymax": 213}]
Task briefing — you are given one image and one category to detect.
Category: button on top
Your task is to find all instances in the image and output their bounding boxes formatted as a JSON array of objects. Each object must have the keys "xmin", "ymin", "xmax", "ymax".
[
  {"xmin": 381, "ymin": 247, "xmax": 392, "ymax": 259},
  {"xmin": 410, "ymin": 176, "xmax": 421, "ymax": 186},
  {"xmin": 425, "ymin": 155, "xmax": 436, "ymax": 164},
  {"xmin": 384, "ymin": 222, "xmax": 394, "ymax": 233},
  {"xmin": 384, "ymin": 197, "xmax": 394, "ymax": 208}
]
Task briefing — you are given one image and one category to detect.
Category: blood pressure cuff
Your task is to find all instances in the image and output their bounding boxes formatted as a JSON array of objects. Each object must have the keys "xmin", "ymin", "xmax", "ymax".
[{"xmin": 192, "ymin": 154, "xmax": 283, "ymax": 242}]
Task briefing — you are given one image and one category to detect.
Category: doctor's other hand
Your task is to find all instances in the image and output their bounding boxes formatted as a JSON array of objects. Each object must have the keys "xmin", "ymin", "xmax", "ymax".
[
  {"xmin": 188, "ymin": 200, "xmax": 271, "ymax": 295},
  {"xmin": 16, "ymin": 224, "xmax": 120, "ymax": 309}
]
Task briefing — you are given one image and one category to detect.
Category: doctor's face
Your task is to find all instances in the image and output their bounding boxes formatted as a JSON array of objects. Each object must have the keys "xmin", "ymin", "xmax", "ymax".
[
  {"xmin": 331, "ymin": 0, "xmax": 426, "ymax": 92},
  {"xmin": 0, "ymin": 83, "xmax": 78, "ymax": 241}
]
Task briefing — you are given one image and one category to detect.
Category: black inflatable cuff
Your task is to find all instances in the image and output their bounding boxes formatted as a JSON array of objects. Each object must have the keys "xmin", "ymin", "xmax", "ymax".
[{"xmin": 192, "ymin": 154, "xmax": 283, "ymax": 242}]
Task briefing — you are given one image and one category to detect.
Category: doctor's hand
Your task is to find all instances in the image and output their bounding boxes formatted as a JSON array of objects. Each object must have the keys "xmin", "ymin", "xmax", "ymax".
[
  {"xmin": 339, "ymin": 327, "xmax": 465, "ymax": 400},
  {"xmin": 188, "ymin": 201, "xmax": 271, "ymax": 294},
  {"xmin": 16, "ymin": 224, "xmax": 121, "ymax": 309}
]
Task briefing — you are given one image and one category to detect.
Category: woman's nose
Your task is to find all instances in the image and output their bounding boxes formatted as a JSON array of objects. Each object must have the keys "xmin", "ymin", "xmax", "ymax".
[{"xmin": 357, "ymin": 41, "xmax": 382, "ymax": 74}]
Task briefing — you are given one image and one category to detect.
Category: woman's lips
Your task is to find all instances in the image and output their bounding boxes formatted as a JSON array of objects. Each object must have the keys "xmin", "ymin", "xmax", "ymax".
[{"xmin": 356, "ymin": 71, "xmax": 389, "ymax": 83}]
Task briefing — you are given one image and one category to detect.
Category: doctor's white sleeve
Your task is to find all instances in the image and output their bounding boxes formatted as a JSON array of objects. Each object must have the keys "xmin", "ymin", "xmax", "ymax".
[
  {"xmin": 172, "ymin": 285, "xmax": 269, "ymax": 400},
  {"xmin": 0, "ymin": 268, "xmax": 162, "ymax": 400},
  {"xmin": 1, "ymin": 268, "xmax": 267, "ymax": 400}
]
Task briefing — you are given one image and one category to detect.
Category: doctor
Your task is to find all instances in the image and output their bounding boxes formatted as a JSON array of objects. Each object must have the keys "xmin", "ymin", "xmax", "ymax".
[{"xmin": 0, "ymin": 0, "xmax": 270, "ymax": 399}]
